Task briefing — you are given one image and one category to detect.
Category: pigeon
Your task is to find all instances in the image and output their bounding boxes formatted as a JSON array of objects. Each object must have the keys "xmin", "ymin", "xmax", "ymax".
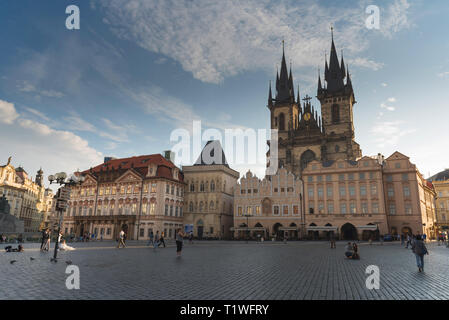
[
  {"xmin": 10, "ymin": 260, "xmax": 17, "ymax": 264},
  {"xmin": 50, "ymin": 258, "xmax": 58, "ymax": 263},
  {"xmin": 30, "ymin": 257, "xmax": 35, "ymax": 261},
  {"xmin": 65, "ymin": 260, "xmax": 72, "ymax": 265}
]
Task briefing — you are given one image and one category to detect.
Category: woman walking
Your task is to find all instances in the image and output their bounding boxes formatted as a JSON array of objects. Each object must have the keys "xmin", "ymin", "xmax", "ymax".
[
  {"xmin": 176, "ymin": 229, "xmax": 185, "ymax": 257},
  {"xmin": 412, "ymin": 235, "xmax": 428, "ymax": 272}
]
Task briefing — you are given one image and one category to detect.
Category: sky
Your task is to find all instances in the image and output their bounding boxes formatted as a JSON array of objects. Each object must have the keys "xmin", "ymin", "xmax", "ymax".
[{"xmin": 0, "ymin": 0, "xmax": 448, "ymax": 189}]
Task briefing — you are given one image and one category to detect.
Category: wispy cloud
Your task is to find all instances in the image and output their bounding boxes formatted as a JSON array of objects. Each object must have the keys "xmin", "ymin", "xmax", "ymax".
[
  {"xmin": 96, "ymin": 0, "xmax": 411, "ymax": 84},
  {"xmin": 371, "ymin": 120, "xmax": 415, "ymax": 148},
  {"xmin": 17, "ymin": 80, "xmax": 64, "ymax": 98}
]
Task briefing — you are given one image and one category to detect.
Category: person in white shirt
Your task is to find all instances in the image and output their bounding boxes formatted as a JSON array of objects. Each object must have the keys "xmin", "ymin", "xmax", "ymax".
[{"xmin": 117, "ymin": 230, "xmax": 126, "ymax": 248}]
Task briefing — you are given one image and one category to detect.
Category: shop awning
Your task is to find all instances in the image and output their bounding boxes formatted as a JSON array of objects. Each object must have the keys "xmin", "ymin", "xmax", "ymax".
[
  {"xmin": 306, "ymin": 226, "xmax": 338, "ymax": 231},
  {"xmin": 357, "ymin": 225, "xmax": 378, "ymax": 230},
  {"xmin": 230, "ymin": 227, "xmax": 266, "ymax": 231}
]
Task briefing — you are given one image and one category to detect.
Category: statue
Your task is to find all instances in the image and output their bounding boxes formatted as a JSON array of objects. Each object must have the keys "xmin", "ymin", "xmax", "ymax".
[
  {"xmin": 0, "ymin": 194, "xmax": 10, "ymax": 214},
  {"xmin": 6, "ymin": 156, "xmax": 11, "ymax": 166},
  {"xmin": 0, "ymin": 194, "xmax": 24, "ymax": 233}
]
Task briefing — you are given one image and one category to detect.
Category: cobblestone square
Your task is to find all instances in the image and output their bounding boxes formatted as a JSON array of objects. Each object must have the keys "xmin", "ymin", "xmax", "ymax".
[{"xmin": 1, "ymin": 240, "xmax": 449, "ymax": 300}]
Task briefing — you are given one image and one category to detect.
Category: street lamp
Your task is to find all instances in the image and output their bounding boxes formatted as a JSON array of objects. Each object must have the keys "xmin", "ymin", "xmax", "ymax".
[{"xmin": 48, "ymin": 172, "xmax": 84, "ymax": 261}]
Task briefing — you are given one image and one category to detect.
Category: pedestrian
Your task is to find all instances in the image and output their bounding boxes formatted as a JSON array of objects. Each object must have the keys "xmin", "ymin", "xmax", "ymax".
[
  {"xmin": 44, "ymin": 230, "xmax": 51, "ymax": 251},
  {"xmin": 176, "ymin": 228, "xmax": 184, "ymax": 257},
  {"xmin": 148, "ymin": 231, "xmax": 154, "ymax": 246},
  {"xmin": 344, "ymin": 242, "xmax": 353, "ymax": 259},
  {"xmin": 400, "ymin": 234, "xmax": 404, "ymax": 245},
  {"xmin": 153, "ymin": 231, "xmax": 160, "ymax": 249},
  {"xmin": 380, "ymin": 235, "xmax": 384, "ymax": 246},
  {"xmin": 40, "ymin": 229, "xmax": 47, "ymax": 251},
  {"xmin": 117, "ymin": 229, "xmax": 126, "ymax": 248},
  {"xmin": 411, "ymin": 235, "xmax": 428, "ymax": 272},
  {"xmin": 330, "ymin": 234, "xmax": 336, "ymax": 249},
  {"xmin": 405, "ymin": 234, "xmax": 411, "ymax": 248},
  {"xmin": 159, "ymin": 232, "xmax": 166, "ymax": 248},
  {"xmin": 352, "ymin": 242, "xmax": 360, "ymax": 259},
  {"xmin": 189, "ymin": 232, "xmax": 193, "ymax": 244}
]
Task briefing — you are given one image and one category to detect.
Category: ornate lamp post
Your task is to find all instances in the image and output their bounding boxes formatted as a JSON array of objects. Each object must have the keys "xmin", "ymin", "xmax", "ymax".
[{"xmin": 48, "ymin": 172, "xmax": 84, "ymax": 261}]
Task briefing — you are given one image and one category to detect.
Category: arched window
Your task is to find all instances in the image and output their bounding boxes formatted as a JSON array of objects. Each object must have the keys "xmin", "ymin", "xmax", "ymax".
[
  {"xmin": 189, "ymin": 202, "xmax": 193, "ymax": 212},
  {"xmin": 190, "ymin": 183, "xmax": 194, "ymax": 192},
  {"xmin": 200, "ymin": 181, "xmax": 205, "ymax": 192},
  {"xmin": 210, "ymin": 201, "xmax": 214, "ymax": 209},
  {"xmin": 331, "ymin": 104, "xmax": 340, "ymax": 124},
  {"xmin": 279, "ymin": 113, "xmax": 285, "ymax": 131},
  {"xmin": 199, "ymin": 201, "xmax": 203, "ymax": 212},
  {"xmin": 210, "ymin": 180, "xmax": 215, "ymax": 191}
]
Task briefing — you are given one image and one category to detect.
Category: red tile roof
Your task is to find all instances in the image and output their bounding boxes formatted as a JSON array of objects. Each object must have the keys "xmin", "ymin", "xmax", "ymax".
[{"xmin": 81, "ymin": 154, "xmax": 183, "ymax": 182}]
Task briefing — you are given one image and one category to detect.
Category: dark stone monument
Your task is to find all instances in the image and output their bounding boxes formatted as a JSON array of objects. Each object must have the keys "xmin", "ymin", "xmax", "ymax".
[{"xmin": 0, "ymin": 194, "xmax": 25, "ymax": 233}]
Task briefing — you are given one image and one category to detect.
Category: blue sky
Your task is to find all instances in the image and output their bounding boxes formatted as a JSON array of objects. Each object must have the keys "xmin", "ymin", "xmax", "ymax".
[{"xmin": 0, "ymin": 0, "xmax": 448, "ymax": 187}]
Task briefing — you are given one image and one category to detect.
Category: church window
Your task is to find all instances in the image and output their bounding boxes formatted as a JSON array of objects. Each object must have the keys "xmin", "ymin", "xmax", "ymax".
[
  {"xmin": 331, "ymin": 104, "xmax": 340, "ymax": 123},
  {"xmin": 279, "ymin": 113, "xmax": 285, "ymax": 131}
]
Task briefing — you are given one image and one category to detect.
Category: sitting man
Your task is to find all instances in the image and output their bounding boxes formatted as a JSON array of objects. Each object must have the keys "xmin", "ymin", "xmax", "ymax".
[
  {"xmin": 5, "ymin": 245, "xmax": 23, "ymax": 252},
  {"xmin": 344, "ymin": 242, "xmax": 353, "ymax": 259}
]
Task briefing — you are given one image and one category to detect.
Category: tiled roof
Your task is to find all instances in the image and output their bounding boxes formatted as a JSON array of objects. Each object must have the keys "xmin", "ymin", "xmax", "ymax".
[{"xmin": 81, "ymin": 154, "xmax": 183, "ymax": 182}]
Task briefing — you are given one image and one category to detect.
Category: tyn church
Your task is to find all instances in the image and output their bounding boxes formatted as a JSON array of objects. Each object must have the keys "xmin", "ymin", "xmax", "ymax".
[{"xmin": 267, "ymin": 33, "xmax": 362, "ymax": 177}]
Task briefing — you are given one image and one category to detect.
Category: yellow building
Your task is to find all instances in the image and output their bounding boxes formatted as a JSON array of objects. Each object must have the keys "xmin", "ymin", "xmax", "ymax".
[
  {"xmin": 429, "ymin": 169, "xmax": 449, "ymax": 236},
  {"xmin": 0, "ymin": 157, "xmax": 51, "ymax": 232}
]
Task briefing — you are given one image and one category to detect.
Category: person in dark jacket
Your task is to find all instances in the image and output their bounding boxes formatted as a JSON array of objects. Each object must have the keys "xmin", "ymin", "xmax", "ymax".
[{"xmin": 411, "ymin": 235, "xmax": 428, "ymax": 272}]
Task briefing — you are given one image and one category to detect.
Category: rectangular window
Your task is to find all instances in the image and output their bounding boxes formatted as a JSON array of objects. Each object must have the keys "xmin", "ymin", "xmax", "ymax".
[
  {"xmin": 293, "ymin": 205, "xmax": 299, "ymax": 215},
  {"xmin": 405, "ymin": 204, "xmax": 412, "ymax": 215},
  {"xmin": 274, "ymin": 205, "xmax": 280, "ymax": 215},
  {"xmin": 111, "ymin": 187, "xmax": 116, "ymax": 195},
  {"xmin": 107, "ymin": 228, "xmax": 111, "ymax": 235},
  {"xmin": 106, "ymin": 187, "xmax": 110, "ymax": 195},
  {"xmin": 309, "ymin": 203, "xmax": 314, "ymax": 214},
  {"xmin": 317, "ymin": 176, "xmax": 323, "ymax": 182},
  {"xmin": 359, "ymin": 173, "xmax": 365, "ymax": 180},
  {"xmin": 238, "ymin": 206, "xmax": 243, "ymax": 216},
  {"xmin": 340, "ymin": 203, "xmax": 347, "ymax": 214},
  {"xmin": 99, "ymin": 188, "xmax": 104, "ymax": 196},
  {"xmin": 255, "ymin": 206, "xmax": 261, "ymax": 215},
  {"xmin": 350, "ymin": 202, "xmax": 356, "ymax": 213},
  {"xmin": 317, "ymin": 187, "xmax": 324, "ymax": 198},
  {"xmin": 327, "ymin": 202, "xmax": 334, "ymax": 214},
  {"xmin": 127, "ymin": 185, "xmax": 132, "ymax": 194},
  {"xmin": 175, "ymin": 206, "xmax": 179, "ymax": 217},
  {"xmin": 308, "ymin": 176, "xmax": 313, "ymax": 182},
  {"xmin": 151, "ymin": 183, "xmax": 157, "ymax": 193},
  {"xmin": 308, "ymin": 187, "xmax": 314, "ymax": 198},
  {"xmin": 132, "ymin": 203, "xmax": 137, "ymax": 214},
  {"xmin": 369, "ymin": 172, "xmax": 375, "ymax": 180},
  {"xmin": 110, "ymin": 204, "xmax": 114, "ymax": 215},
  {"xmin": 165, "ymin": 204, "xmax": 168, "ymax": 216},
  {"xmin": 170, "ymin": 205, "xmax": 173, "ymax": 216},
  {"xmin": 140, "ymin": 229, "xmax": 145, "ymax": 237},
  {"xmin": 371, "ymin": 184, "xmax": 378, "ymax": 196},
  {"xmin": 403, "ymin": 185, "xmax": 410, "ymax": 197},
  {"xmin": 348, "ymin": 174, "xmax": 354, "ymax": 181},
  {"xmin": 339, "ymin": 186, "xmax": 346, "ymax": 197},
  {"xmin": 339, "ymin": 174, "xmax": 345, "ymax": 181},
  {"xmin": 402, "ymin": 173, "xmax": 408, "ymax": 181},
  {"xmin": 143, "ymin": 184, "xmax": 149, "ymax": 193},
  {"xmin": 362, "ymin": 202, "xmax": 368, "ymax": 214},
  {"xmin": 246, "ymin": 206, "xmax": 252, "ymax": 214},
  {"xmin": 120, "ymin": 186, "xmax": 125, "ymax": 194},
  {"xmin": 372, "ymin": 202, "xmax": 379, "ymax": 213},
  {"xmin": 171, "ymin": 186, "xmax": 175, "ymax": 195},
  {"xmin": 386, "ymin": 175, "xmax": 393, "ymax": 182},
  {"xmin": 389, "ymin": 203, "xmax": 396, "ymax": 215},
  {"xmin": 318, "ymin": 202, "xmax": 324, "ymax": 213},
  {"xmin": 166, "ymin": 184, "xmax": 170, "ymax": 193},
  {"xmin": 327, "ymin": 186, "xmax": 333, "ymax": 197},
  {"xmin": 283, "ymin": 205, "xmax": 289, "ymax": 215},
  {"xmin": 142, "ymin": 203, "xmax": 148, "ymax": 215},
  {"xmin": 360, "ymin": 185, "xmax": 367, "ymax": 196},
  {"xmin": 326, "ymin": 175, "xmax": 332, "ymax": 182},
  {"xmin": 349, "ymin": 186, "xmax": 355, "ymax": 196},
  {"xmin": 169, "ymin": 229, "xmax": 172, "ymax": 238}
]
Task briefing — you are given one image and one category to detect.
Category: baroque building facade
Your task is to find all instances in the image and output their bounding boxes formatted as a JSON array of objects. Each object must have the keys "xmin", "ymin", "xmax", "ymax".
[
  {"xmin": 0, "ymin": 157, "xmax": 52, "ymax": 232},
  {"xmin": 63, "ymin": 154, "xmax": 185, "ymax": 240},
  {"xmin": 428, "ymin": 169, "xmax": 449, "ymax": 235},
  {"xmin": 183, "ymin": 141, "xmax": 239, "ymax": 240}
]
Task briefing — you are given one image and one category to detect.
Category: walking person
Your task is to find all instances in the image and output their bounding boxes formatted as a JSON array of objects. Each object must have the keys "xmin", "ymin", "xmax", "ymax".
[
  {"xmin": 330, "ymin": 233, "xmax": 336, "ymax": 249},
  {"xmin": 411, "ymin": 235, "xmax": 428, "ymax": 272},
  {"xmin": 159, "ymin": 232, "xmax": 166, "ymax": 248},
  {"xmin": 176, "ymin": 228, "xmax": 185, "ymax": 257},
  {"xmin": 147, "ymin": 231, "xmax": 154, "ymax": 246},
  {"xmin": 189, "ymin": 232, "xmax": 193, "ymax": 244},
  {"xmin": 40, "ymin": 229, "xmax": 47, "ymax": 251},
  {"xmin": 117, "ymin": 229, "xmax": 126, "ymax": 248},
  {"xmin": 44, "ymin": 230, "xmax": 51, "ymax": 251},
  {"xmin": 405, "ymin": 234, "xmax": 411, "ymax": 248},
  {"xmin": 153, "ymin": 231, "xmax": 160, "ymax": 249}
]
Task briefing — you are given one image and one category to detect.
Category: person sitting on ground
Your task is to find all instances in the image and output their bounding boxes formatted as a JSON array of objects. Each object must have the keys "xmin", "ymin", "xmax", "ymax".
[
  {"xmin": 352, "ymin": 242, "xmax": 360, "ymax": 259},
  {"xmin": 344, "ymin": 242, "xmax": 353, "ymax": 259},
  {"xmin": 5, "ymin": 245, "xmax": 23, "ymax": 252}
]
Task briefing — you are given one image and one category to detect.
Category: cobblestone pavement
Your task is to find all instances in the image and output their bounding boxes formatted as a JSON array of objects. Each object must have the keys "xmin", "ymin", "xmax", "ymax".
[{"xmin": 1, "ymin": 240, "xmax": 449, "ymax": 300}]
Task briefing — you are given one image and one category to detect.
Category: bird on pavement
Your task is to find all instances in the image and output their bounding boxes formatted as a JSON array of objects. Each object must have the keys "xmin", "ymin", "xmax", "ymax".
[
  {"xmin": 65, "ymin": 260, "xmax": 72, "ymax": 265},
  {"xmin": 10, "ymin": 260, "xmax": 17, "ymax": 264},
  {"xmin": 30, "ymin": 257, "xmax": 35, "ymax": 261}
]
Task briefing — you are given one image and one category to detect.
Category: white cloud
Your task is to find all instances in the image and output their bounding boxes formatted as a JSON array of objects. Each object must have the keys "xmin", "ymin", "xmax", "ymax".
[
  {"xmin": 380, "ymin": 0, "xmax": 411, "ymax": 38},
  {"xmin": 0, "ymin": 99, "xmax": 20, "ymax": 124},
  {"xmin": 380, "ymin": 103, "xmax": 395, "ymax": 111},
  {"xmin": 437, "ymin": 71, "xmax": 449, "ymax": 78},
  {"xmin": 370, "ymin": 121, "xmax": 415, "ymax": 148},
  {"xmin": 387, "ymin": 97, "xmax": 396, "ymax": 102},
  {"xmin": 23, "ymin": 107, "xmax": 50, "ymax": 122},
  {"xmin": 96, "ymin": 0, "xmax": 411, "ymax": 84},
  {"xmin": 350, "ymin": 57, "xmax": 384, "ymax": 71},
  {"xmin": 17, "ymin": 80, "xmax": 64, "ymax": 98},
  {"xmin": 0, "ymin": 99, "xmax": 103, "ymax": 185},
  {"xmin": 381, "ymin": 83, "xmax": 388, "ymax": 87}
]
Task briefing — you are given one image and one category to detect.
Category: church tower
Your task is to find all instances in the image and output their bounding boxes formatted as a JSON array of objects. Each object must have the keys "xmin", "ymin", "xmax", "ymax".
[
  {"xmin": 317, "ymin": 29, "xmax": 362, "ymax": 161},
  {"xmin": 267, "ymin": 41, "xmax": 300, "ymax": 142},
  {"xmin": 35, "ymin": 168, "xmax": 44, "ymax": 187}
]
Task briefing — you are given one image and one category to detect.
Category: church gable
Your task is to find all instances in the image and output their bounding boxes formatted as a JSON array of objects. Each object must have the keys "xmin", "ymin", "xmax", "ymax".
[{"xmin": 386, "ymin": 151, "xmax": 410, "ymax": 161}]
